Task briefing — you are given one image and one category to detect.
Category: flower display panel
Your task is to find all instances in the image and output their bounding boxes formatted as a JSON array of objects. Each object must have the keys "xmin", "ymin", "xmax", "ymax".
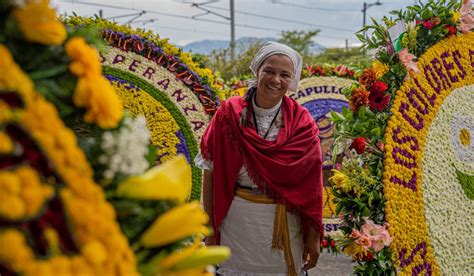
[
  {"xmin": 383, "ymin": 32, "xmax": 473, "ymax": 275},
  {"xmin": 294, "ymin": 76, "xmax": 354, "ymax": 243}
]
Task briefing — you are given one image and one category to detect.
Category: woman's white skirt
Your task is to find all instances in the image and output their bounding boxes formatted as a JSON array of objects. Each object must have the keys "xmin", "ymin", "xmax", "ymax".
[{"xmin": 217, "ymin": 196, "xmax": 304, "ymax": 276}]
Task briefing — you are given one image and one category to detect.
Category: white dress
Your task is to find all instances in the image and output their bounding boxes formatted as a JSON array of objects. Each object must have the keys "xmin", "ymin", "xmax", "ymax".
[{"xmin": 195, "ymin": 98, "xmax": 304, "ymax": 276}]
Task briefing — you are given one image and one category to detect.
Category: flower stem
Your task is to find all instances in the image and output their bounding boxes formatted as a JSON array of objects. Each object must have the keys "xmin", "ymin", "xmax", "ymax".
[{"xmin": 30, "ymin": 64, "xmax": 69, "ymax": 80}]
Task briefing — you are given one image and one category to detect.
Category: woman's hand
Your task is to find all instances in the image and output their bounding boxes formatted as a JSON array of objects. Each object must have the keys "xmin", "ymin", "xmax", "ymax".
[{"xmin": 302, "ymin": 226, "xmax": 320, "ymax": 271}]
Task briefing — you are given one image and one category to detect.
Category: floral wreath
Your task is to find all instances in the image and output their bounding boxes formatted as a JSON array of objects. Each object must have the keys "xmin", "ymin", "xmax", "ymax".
[{"xmin": 329, "ymin": 0, "xmax": 473, "ymax": 274}]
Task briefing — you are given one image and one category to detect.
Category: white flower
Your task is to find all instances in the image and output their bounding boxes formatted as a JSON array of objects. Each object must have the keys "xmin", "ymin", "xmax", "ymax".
[
  {"xmin": 99, "ymin": 115, "xmax": 151, "ymax": 179},
  {"xmin": 450, "ymin": 114, "xmax": 474, "ymax": 163}
]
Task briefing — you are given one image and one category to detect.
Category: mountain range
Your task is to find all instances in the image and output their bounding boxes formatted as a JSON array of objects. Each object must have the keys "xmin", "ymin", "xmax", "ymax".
[{"xmin": 182, "ymin": 36, "xmax": 325, "ymax": 55}]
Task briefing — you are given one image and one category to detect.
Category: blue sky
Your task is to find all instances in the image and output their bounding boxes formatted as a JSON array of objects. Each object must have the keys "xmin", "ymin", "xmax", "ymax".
[{"xmin": 53, "ymin": 0, "xmax": 415, "ymax": 48}]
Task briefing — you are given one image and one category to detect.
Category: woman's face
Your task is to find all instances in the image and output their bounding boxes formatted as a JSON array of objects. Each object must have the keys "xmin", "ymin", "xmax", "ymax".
[{"xmin": 255, "ymin": 54, "xmax": 294, "ymax": 108}]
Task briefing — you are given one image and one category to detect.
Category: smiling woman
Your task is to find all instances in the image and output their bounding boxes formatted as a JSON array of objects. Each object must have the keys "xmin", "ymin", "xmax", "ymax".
[{"xmin": 197, "ymin": 41, "xmax": 324, "ymax": 276}]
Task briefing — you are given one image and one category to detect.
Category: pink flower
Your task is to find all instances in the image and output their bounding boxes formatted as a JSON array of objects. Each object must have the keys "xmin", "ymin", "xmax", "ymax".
[
  {"xmin": 361, "ymin": 220, "xmax": 380, "ymax": 236},
  {"xmin": 360, "ymin": 220, "xmax": 393, "ymax": 252},
  {"xmin": 350, "ymin": 229, "xmax": 361, "ymax": 239},
  {"xmin": 356, "ymin": 235, "xmax": 372, "ymax": 249},
  {"xmin": 459, "ymin": 0, "xmax": 474, "ymax": 33},
  {"xmin": 398, "ymin": 48, "xmax": 419, "ymax": 74}
]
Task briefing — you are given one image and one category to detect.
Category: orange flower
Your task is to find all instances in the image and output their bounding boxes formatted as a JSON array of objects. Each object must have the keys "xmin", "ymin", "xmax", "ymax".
[
  {"xmin": 349, "ymin": 87, "xmax": 369, "ymax": 112},
  {"xmin": 358, "ymin": 68, "xmax": 378, "ymax": 88},
  {"xmin": 13, "ymin": 0, "xmax": 66, "ymax": 45}
]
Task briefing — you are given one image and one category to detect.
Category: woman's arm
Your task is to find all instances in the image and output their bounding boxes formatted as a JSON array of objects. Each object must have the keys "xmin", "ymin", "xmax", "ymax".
[
  {"xmin": 302, "ymin": 225, "xmax": 321, "ymax": 271},
  {"xmin": 202, "ymin": 169, "xmax": 216, "ymax": 245}
]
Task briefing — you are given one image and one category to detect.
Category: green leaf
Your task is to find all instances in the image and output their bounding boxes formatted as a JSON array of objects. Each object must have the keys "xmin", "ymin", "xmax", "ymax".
[{"xmin": 370, "ymin": 127, "xmax": 381, "ymax": 137}]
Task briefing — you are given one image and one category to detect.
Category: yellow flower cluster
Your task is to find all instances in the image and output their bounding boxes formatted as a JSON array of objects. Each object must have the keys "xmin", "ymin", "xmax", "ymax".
[
  {"xmin": 12, "ymin": 0, "xmax": 66, "ymax": 45},
  {"xmin": 111, "ymin": 80, "xmax": 180, "ymax": 162},
  {"xmin": 371, "ymin": 60, "xmax": 389, "ymax": 79},
  {"xmin": 0, "ymin": 46, "xmax": 137, "ymax": 275},
  {"xmin": 0, "ymin": 44, "xmax": 35, "ymax": 101},
  {"xmin": 0, "ymin": 167, "xmax": 53, "ymax": 220},
  {"xmin": 65, "ymin": 37, "xmax": 123, "ymax": 128},
  {"xmin": 383, "ymin": 32, "xmax": 473, "ymax": 275}
]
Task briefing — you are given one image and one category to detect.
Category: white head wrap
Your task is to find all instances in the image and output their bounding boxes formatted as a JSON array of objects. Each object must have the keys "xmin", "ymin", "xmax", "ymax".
[{"xmin": 249, "ymin": 41, "xmax": 303, "ymax": 92}]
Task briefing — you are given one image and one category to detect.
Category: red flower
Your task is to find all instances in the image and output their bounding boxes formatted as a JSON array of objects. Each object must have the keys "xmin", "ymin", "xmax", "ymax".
[
  {"xmin": 350, "ymin": 137, "xmax": 366, "ymax": 154},
  {"xmin": 321, "ymin": 240, "xmax": 329, "ymax": 248},
  {"xmin": 444, "ymin": 25, "xmax": 456, "ymax": 34},
  {"xmin": 370, "ymin": 81, "xmax": 388, "ymax": 93},
  {"xmin": 368, "ymin": 90, "xmax": 391, "ymax": 112},
  {"xmin": 330, "ymin": 240, "xmax": 336, "ymax": 247},
  {"xmin": 363, "ymin": 251, "xmax": 374, "ymax": 262},
  {"xmin": 422, "ymin": 20, "xmax": 435, "ymax": 30}
]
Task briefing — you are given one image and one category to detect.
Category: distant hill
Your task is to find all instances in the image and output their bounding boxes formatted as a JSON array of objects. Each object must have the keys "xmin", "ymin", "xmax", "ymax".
[{"xmin": 182, "ymin": 36, "xmax": 325, "ymax": 55}]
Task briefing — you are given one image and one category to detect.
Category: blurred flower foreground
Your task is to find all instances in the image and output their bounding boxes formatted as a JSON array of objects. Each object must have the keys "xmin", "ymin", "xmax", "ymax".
[{"xmin": 0, "ymin": 1, "xmax": 228, "ymax": 275}]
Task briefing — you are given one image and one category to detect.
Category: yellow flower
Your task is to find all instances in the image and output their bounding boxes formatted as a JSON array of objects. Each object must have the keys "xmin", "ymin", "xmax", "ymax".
[
  {"xmin": 329, "ymin": 169, "xmax": 349, "ymax": 189},
  {"xmin": 140, "ymin": 201, "xmax": 209, "ymax": 247},
  {"xmin": 81, "ymin": 241, "xmax": 108, "ymax": 265},
  {"xmin": 371, "ymin": 60, "xmax": 389, "ymax": 79},
  {"xmin": 13, "ymin": 0, "xmax": 66, "ymax": 45},
  {"xmin": 65, "ymin": 37, "xmax": 102, "ymax": 77},
  {"xmin": 172, "ymin": 246, "xmax": 231, "ymax": 271},
  {"xmin": 0, "ymin": 45, "xmax": 34, "ymax": 95},
  {"xmin": 343, "ymin": 241, "xmax": 367, "ymax": 260},
  {"xmin": 0, "ymin": 229, "xmax": 34, "ymax": 270},
  {"xmin": 117, "ymin": 155, "xmax": 191, "ymax": 202},
  {"xmin": 44, "ymin": 227, "xmax": 60, "ymax": 256},
  {"xmin": 0, "ymin": 132, "xmax": 14, "ymax": 154},
  {"xmin": 73, "ymin": 75, "xmax": 123, "ymax": 128},
  {"xmin": 451, "ymin": 11, "xmax": 461, "ymax": 23}
]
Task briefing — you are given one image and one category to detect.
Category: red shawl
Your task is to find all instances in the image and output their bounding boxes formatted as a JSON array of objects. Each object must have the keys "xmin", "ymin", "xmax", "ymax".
[{"xmin": 201, "ymin": 96, "xmax": 323, "ymax": 243}]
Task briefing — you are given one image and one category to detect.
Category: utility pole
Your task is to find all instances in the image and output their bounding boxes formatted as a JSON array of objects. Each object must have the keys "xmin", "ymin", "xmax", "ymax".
[
  {"xmin": 345, "ymin": 39, "xmax": 349, "ymax": 51},
  {"xmin": 99, "ymin": 9, "xmax": 103, "ymax": 18},
  {"xmin": 230, "ymin": 0, "xmax": 235, "ymax": 62},
  {"xmin": 362, "ymin": 1, "xmax": 382, "ymax": 38}
]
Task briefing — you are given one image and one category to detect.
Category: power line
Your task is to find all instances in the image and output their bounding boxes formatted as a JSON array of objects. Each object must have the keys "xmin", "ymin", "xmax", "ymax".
[
  {"xmin": 203, "ymin": 5, "xmax": 356, "ymax": 32},
  {"xmin": 59, "ymin": 1, "xmax": 352, "ymax": 42},
  {"xmin": 271, "ymin": 1, "xmax": 358, "ymax": 12}
]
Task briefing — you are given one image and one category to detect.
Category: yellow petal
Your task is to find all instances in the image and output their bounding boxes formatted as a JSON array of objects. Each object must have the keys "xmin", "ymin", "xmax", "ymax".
[
  {"xmin": 116, "ymin": 155, "xmax": 191, "ymax": 202},
  {"xmin": 171, "ymin": 246, "xmax": 231, "ymax": 271},
  {"xmin": 157, "ymin": 237, "xmax": 202, "ymax": 270},
  {"xmin": 140, "ymin": 201, "xmax": 208, "ymax": 247}
]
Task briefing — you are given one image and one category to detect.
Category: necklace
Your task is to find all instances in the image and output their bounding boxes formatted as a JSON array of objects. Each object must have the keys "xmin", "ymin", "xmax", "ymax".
[{"xmin": 252, "ymin": 103, "xmax": 282, "ymax": 140}]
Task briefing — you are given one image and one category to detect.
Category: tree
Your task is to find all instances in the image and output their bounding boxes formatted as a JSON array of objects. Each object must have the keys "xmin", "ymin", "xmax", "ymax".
[
  {"xmin": 278, "ymin": 29, "xmax": 320, "ymax": 59},
  {"xmin": 205, "ymin": 40, "xmax": 264, "ymax": 81},
  {"xmin": 308, "ymin": 47, "xmax": 371, "ymax": 67}
]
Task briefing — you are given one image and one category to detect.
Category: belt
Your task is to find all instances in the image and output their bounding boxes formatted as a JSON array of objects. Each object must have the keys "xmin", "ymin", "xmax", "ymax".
[{"xmin": 235, "ymin": 188, "xmax": 297, "ymax": 276}]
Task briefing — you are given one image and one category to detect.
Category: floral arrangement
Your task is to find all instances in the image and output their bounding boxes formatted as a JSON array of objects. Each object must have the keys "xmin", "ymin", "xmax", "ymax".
[
  {"xmin": 63, "ymin": 16, "xmax": 224, "ymax": 200},
  {"xmin": 329, "ymin": 0, "xmax": 473, "ymax": 274},
  {"xmin": 302, "ymin": 64, "xmax": 356, "ymax": 79},
  {"xmin": 0, "ymin": 1, "xmax": 229, "ymax": 275},
  {"xmin": 64, "ymin": 15, "xmax": 225, "ymax": 112}
]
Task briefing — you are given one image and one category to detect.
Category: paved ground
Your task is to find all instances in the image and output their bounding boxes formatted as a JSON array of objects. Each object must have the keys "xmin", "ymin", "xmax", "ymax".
[{"xmin": 308, "ymin": 252, "xmax": 355, "ymax": 276}]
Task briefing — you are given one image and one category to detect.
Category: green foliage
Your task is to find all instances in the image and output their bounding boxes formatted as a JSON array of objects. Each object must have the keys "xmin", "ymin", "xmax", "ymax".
[
  {"xmin": 309, "ymin": 47, "xmax": 371, "ymax": 67},
  {"xmin": 278, "ymin": 29, "xmax": 319, "ymax": 58},
  {"xmin": 358, "ymin": 0, "xmax": 462, "ymax": 57},
  {"xmin": 204, "ymin": 40, "xmax": 264, "ymax": 81},
  {"xmin": 354, "ymin": 248, "xmax": 396, "ymax": 276}
]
